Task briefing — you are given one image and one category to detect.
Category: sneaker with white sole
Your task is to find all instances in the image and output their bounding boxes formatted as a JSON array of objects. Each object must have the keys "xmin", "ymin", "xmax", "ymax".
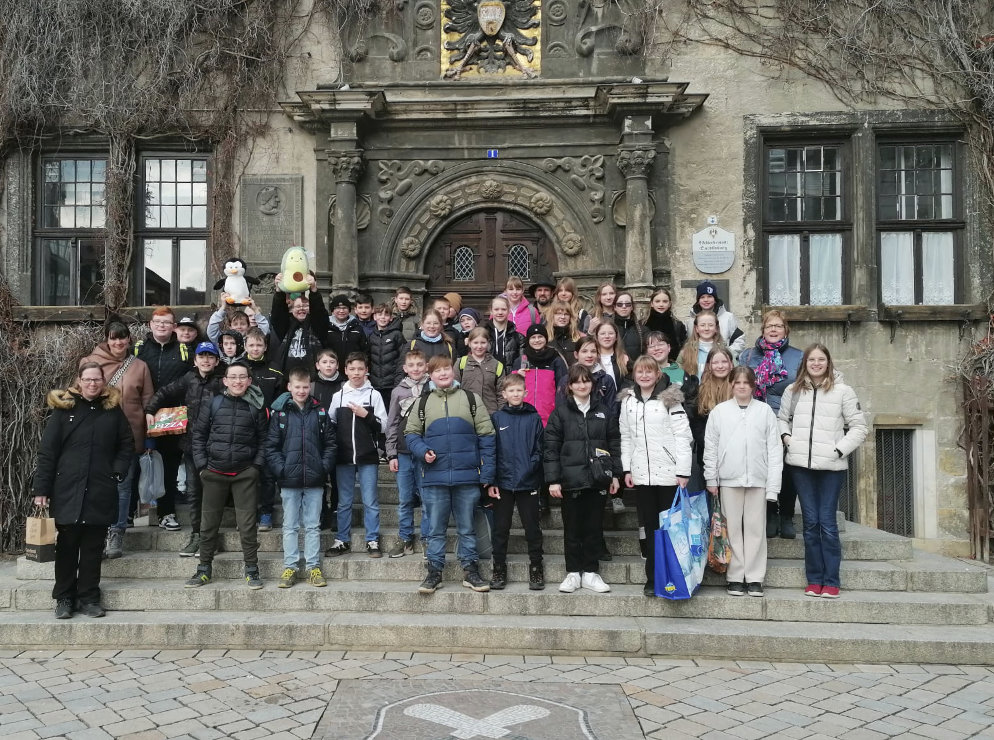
[
  {"xmin": 388, "ymin": 539, "xmax": 412, "ymax": 558},
  {"xmin": 326, "ymin": 539, "xmax": 350, "ymax": 557},
  {"xmin": 158, "ymin": 513, "xmax": 181, "ymax": 532},
  {"xmin": 178, "ymin": 533, "xmax": 200, "ymax": 558},
  {"xmin": 581, "ymin": 572, "xmax": 610, "ymax": 593},
  {"xmin": 559, "ymin": 572, "xmax": 582, "ymax": 593},
  {"xmin": 367, "ymin": 540, "xmax": 382, "ymax": 558},
  {"xmin": 611, "ymin": 497, "xmax": 625, "ymax": 513},
  {"xmin": 278, "ymin": 567, "xmax": 297, "ymax": 589}
]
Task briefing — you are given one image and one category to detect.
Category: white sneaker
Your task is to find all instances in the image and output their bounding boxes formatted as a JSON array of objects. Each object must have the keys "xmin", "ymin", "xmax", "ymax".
[
  {"xmin": 158, "ymin": 513, "xmax": 181, "ymax": 532},
  {"xmin": 581, "ymin": 572, "xmax": 610, "ymax": 593},
  {"xmin": 611, "ymin": 497, "xmax": 625, "ymax": 513},
  {"xmin": 559, "ymin": 572, "xmax": 582, "ymax": 593}
]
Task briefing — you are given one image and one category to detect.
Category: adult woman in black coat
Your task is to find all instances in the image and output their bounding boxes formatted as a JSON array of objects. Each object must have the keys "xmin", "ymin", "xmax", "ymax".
[
  {"xmin": 544, "ymin": 364, "xmax": 621, "ymax": 595},
  {"xmin": 32, "ymin": 362, "xmax": 133, "ymax": 619}
]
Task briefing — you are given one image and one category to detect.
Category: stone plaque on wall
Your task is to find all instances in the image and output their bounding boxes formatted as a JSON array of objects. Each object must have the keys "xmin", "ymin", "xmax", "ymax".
[
  {"xmin": 692, "ymin": 225, "xmax": 735, "ymax": 274},
  {"xmin": 239, "ymin": 175, "xmax": 303, "ymax": 267}
]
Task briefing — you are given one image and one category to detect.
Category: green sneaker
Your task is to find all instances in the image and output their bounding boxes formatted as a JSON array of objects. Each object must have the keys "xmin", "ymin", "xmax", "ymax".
[
  {"xmin": 308, "ymin": 567, "xmax": 327, "ymax": 587},
  {"xmin": 278, "ymin": 567, "xmax": 297, "ymax": 589},
  {"xmin": 184, "ymin": 565, "xmax": 211, "ymax": 588},
  {"xmin": 245, "ymin": 566, "xmax": 263, "ymax": 590}
]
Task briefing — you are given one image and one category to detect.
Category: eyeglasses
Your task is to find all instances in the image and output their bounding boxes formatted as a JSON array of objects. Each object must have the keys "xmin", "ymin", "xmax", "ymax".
[
  {"xmin": 80, "ymin": 378, "xmax": 103, "ymax": 384},
  {"xmin": 151, "ymin": 320, "xmax": 175, "ymax": 327},
  {"xmin": 765, "ymin": 324, "xmax": 786, "ymax": 330},
  {"xmin": 615, "ymin": 302, "xmax": 633, "ymax": 307},
  {"xmin": 226, "ymin": 375, "xmax": 250, "ymax": 381}
]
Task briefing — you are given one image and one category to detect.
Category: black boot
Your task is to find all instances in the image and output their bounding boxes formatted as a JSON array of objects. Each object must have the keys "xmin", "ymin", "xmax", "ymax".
[
  {"xmin": 419, "ymin": 568, "xmax": 443, "ymax": 594},
  {"xmin": 528, "ymin": 563, "xmax": 545, "ymax": 591},
  {"xmin": 462, "ymin": 562, "xmax": 490, "ymax": 592},
  {"xmin": 490, "ymin": 563, "xmax": 507, "ymax": 590},
  {"xmin": 766, "ymin": 508, "xmax": 780, "ymax": 538},
  {"xmin": 780, "ymin": 515, "xmax": 796, "ymax": 539}
]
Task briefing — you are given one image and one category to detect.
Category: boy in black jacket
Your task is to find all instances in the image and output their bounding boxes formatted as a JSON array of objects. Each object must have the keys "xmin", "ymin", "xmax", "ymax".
[
  {"xmin": 487, "ymin": 374, "xmax": 546, "ymax": 590},
  {"xmin": 327, "ymin": 294, "xmax": 369, "ymax": 362},
  {"xmin": 266, "ymin": 367, "xmax": 337, "ymax": 588},
  {"xmin": 368, "ymin": 303, "xmax": 405, "ymax": 411},
  {"xmin": 243, "ymin": 328, "xmax": 284, "ymax": 531}
]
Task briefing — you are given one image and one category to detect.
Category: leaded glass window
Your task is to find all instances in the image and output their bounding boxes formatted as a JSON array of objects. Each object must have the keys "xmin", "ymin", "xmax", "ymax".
[
  {"xmin": 507, "ymin": 243, "xmax": 530, "ymax": 280},
  {"xmin": 453, "ymin": 245, "xmax": 475, "ymax": 281}
]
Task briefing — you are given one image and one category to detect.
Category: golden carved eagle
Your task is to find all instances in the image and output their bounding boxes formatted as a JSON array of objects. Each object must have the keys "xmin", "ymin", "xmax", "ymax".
[{"xmin": 442, "ymin": 0, "xmax": 539, "ymax": 79}]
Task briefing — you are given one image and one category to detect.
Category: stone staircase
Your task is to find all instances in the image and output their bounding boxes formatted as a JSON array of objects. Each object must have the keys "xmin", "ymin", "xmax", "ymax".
[{"xmin": 3, "ymin": 473, "xmax": 994, "ymax": 663}]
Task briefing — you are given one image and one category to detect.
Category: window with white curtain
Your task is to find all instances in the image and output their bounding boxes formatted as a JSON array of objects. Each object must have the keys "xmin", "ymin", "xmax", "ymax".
[
  {"xmin": 764, "ymin": 143, "xmax": 848, "ymax": 305},
  {"xmin": 877, "ymin": 142, "xmax": 960, "ymax": 305}
]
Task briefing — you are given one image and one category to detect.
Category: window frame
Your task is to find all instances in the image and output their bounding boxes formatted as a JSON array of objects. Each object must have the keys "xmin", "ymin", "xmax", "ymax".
[
  {"xmin": 760, "ymin": 136, "xmax": 854, "ymax": 306},
  {"xmin": 33, "ymin": 153, "xmax": 109, "ymax": 306},
  {"xmin": 874, "ymin": 137, "xmax": 965, "ymax": 306},
  {"xmin": 133, "ymin": 152, "xmax": 211, "ymax": 306}
]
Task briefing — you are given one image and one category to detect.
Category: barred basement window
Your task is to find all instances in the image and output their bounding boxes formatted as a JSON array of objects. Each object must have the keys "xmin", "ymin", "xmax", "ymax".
[
  {"xmin": 453, "ymin": 245, "xmax": 476, "ymax": 281},
  {"xmin": 506, "ymin": 243, "xmax": 531, "ymax": 280},
  {"xmin": 876, "ymin": 428, "xmax": 915, "ymax": 537},
  {"xmin": 837, "ymin": 453, "xmax": 860, "ymax": 524}
]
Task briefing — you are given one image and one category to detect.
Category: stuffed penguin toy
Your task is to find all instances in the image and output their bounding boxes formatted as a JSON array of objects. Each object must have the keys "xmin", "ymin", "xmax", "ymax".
[
  {"xmin": 278, "ymin": 247, "xmax": 311, "ymax": 298},
  {"xmin": 212, "ymin": 258, "xmax": 258, "ymax": 305}
]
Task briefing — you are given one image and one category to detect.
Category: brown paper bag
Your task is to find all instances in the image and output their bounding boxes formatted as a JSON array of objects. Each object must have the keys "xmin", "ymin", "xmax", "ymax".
[{"xmin": 25, "ymin": 506, "xmax": 57, "ymax": 562}]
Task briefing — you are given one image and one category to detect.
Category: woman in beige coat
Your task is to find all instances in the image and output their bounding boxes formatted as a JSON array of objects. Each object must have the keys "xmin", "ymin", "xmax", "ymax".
[
  {"xmin": 778, "ymin": 344, "xmax": 867, "ymax": 599},
  {"xmin": 81, "ymin": 319, "xmax": 154, "ymax": 559}
]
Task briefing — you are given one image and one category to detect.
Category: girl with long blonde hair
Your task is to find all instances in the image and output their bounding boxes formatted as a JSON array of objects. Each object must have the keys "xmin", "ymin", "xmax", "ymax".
[{"xmin": 679, "ymin": 310, "xmax": 726, "ymax": 377}]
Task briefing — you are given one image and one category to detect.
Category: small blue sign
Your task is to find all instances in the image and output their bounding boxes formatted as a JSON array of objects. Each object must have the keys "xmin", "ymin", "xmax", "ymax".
[{"xmin": 486, "ymin": 149, "xmax": 499, "ymax": 159}]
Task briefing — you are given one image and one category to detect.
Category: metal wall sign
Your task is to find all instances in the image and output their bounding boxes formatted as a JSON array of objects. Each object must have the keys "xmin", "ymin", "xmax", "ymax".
[{"xmin": 692, "ymin": 225, "xmax": 735, "ymax": 274}]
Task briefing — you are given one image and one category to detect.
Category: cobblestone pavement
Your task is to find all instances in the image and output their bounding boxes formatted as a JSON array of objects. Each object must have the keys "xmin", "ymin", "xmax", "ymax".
[{"xmin": 1, "ymin": 649, "xmax": 993, "ymax": 739}]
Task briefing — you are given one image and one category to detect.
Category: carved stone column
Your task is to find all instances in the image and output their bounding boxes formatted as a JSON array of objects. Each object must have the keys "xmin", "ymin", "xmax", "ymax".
[
  {"xmin": 616, "ymin": 144, "xmax": 657, "ymax": 292},
  {"xmin": 327, "ymin": 150, "xmax": 364, "ymax": 293}
]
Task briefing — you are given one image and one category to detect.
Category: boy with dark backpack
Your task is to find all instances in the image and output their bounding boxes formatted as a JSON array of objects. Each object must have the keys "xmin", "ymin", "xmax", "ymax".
[{"xmin": 265, "ymin": 367, "xmax": 337, "ymax": 588}]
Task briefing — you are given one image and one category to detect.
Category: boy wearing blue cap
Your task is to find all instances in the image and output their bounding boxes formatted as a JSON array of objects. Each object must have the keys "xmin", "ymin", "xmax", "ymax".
[{"xmin": 144, "ymin": 341, "xmax": 224, "ymax": 557}]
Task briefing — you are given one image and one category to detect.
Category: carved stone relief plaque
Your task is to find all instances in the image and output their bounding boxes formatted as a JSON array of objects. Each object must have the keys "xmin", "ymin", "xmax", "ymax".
[{"xmin": 239, "ymin": 175, "xmax": 303, "ymax": 266}]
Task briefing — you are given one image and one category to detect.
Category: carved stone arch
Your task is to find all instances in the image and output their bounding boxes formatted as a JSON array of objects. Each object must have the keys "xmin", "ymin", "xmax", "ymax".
[{"xmin": 379, "ymin": 160, "xmax": 601, "ymax": 274}]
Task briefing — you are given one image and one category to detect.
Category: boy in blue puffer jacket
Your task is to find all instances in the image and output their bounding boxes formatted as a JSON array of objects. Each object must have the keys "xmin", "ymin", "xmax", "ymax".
[
  {"xmin": 265, "ymin": 367, "xmax": 337, "ymax": 589},
  {"xmin": 487, "ymin": 373, "xmax": 545, "ymax": 591}
]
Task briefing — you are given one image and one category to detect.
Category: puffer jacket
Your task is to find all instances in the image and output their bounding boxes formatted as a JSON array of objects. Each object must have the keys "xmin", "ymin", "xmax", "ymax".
[
  {"xmin": 368, "ymin": 317, "xmax": 405, "ymax": 390},
  {"xmin": 619, "ymin": 383, "xmax": 693, "ymax": 486},
  {"xmin": 492, "ymin": 401, "xmax": 544, "ymax": 491},
  {"xmin": 544, "ymin": 395, "xmax": 621, "ymax": 491},
  {"xmin": 703, "ymin": 398, "xmax": 783, "ymax": 493},
  {"xmin": 738, "ymin": 339, "xmax": 804, "ymax": 414},
  {"xmin": 614, "ymin": 315, "xmax": 645, "ymax": 365},
  {"xmin": 265, "ymin": 395, "xmax": 337, "ymax": 487},
  {"xmin": 507, "ymin": 298, "xmax": 541, "ymax": 336},
  {"xmin": 81, "ymin": 343, "xmax": 153, "ymax": 452},
  {"xmin": 457, "ymin": 353, "xmax": 504, "ymax": 415},
  {"xmin": 394, "ymin": 307, "xmax": 419, "ymax": 342},
  {"xmin": 134, "ymin": 334, "xmax": 194, "ymax": 389},
  {"xmin": 485, "ymin": 322, "xmax": 521, "ymax": 368},
  {"xmin": 556, "ymin": 365, "xmax": 619, "ymax": 421},
  {"xmin": 145, "ymin": 368, "xmax": 224, "ymax": 452},
  {"xmin": 409, "ymin": 333, "xmax": 455, "ymax": 361},
  {"xmin": 512, "ymin": 350, "xmax": 569, "ymax": 425},
  {"xmin": 33, "ymin": 387, "xmax": 134, "ymax": 526},
  {"xmin": 327, "ymin": 380, "xmax": 387, "ymax": 465},
  {"xmin": 245, "ymin": 355, "xmax": 284, "ymax": 407},
  {"xmin": 327, "ymin": 316, "xmax": 369, "ymax": 362},
  {"xmin": 779, "ymin": 380, "xmax": 868, "ymax": 471},
  {"xmin": 405, "ymin": 383, "xmax": 496, "ymax": 487},
  {"xmin": 191, "ymin": 385, "xmax": 268, "ymax": 473},
  {"xmin": 385, "ymin": 375, "xmax": 429, "ymax": 458}
]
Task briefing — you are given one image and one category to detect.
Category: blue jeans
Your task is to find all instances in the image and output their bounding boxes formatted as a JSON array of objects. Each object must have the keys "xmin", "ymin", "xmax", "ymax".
[
  {"xmin": 790, "ymin": 465, "xmax": 846, "ymax": 588},
  {"xmin": 281, "ymin": 487, "xmax": 323, "ymax": 570},
  {"xmin": 336, "ymin": 463, "xmax": 380, "ymax": 542},
  {"xmin": 396, "ymin": 453, "xmax": 429, "ymax": 542},
  {"xmin": 421, "ymin": 484, "xmax": 479, "ymax": 571},
  {"xmin": 113, "ymin": 455, "xmax": 140, "ymax": 532}
]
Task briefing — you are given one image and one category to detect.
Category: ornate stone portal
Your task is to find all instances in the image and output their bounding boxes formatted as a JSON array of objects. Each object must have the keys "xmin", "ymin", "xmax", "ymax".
[{"xmin": 284, "ymin": 3, "xmax": 706, "ymax": 300}]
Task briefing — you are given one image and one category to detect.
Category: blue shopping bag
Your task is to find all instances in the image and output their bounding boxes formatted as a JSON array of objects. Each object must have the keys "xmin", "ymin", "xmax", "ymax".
[{"xmin": 654, "ymin": 487, "xmax": 709, "ymax": 599}]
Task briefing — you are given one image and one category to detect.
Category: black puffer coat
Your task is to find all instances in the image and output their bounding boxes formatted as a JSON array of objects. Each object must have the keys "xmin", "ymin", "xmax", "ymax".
[
  {"xmin": 245, "ymin": 355, "xmax": 284, "ymax": 407},
  {"xmin": 543, "ymin": 395, "xmax": 622, "ymax": 492},
  {"xmin": 368, "ymin": 317, "xmax": 405, "ymax": 390},
  {"xmin": 134, "ymin": 335, "xmax": 194, "ymax": 389},
  {"xmin": 485, "ymin": 322, "xmax": 521, "ymax": 368},
  {"xmin": 191, "ymin": 387, "xmax": 268, "ymax": 473},
  {"xmin": 265, "ymin": 395, "xmax": 337, "ymax": 487},
  {"xmin": 145, "ymin": 368, "xmax": 223, "ymax": 452},
  {"xmin": 33, "ymin": 387, "xmax": 133, "ymax": 526},
  {"xmin": 614, "ymin": 315, "xmax": 645, "ymax": 366},
  {"xmin": 327, "ymin": 316, "xmax": 369, "ymax": 363}
]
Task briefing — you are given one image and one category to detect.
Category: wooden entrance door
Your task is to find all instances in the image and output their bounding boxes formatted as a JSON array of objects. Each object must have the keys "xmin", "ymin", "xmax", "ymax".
[{"xmin": 425, "ymin": 210, "xmax": 557, "ymax": 311}]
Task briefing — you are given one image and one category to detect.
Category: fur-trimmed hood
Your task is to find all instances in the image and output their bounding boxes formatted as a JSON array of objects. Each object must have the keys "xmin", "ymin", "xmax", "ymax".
[
  {"xmin": 618, "ymin": 381, "xmax": 684, "ymax": 409},
  {"xmin": 47, "ymin": 386, "xmax": 122, "ymax": 410}
]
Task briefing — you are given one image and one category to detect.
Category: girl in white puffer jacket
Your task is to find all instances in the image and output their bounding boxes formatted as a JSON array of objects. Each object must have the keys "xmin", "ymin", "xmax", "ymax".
[
  {"xmin": 620, "ymin": 356, "xmax": 693, "ymax": 596},
  {"xmin": 778, "ymin": 344, "xmax": 867, "ymax": 599}
]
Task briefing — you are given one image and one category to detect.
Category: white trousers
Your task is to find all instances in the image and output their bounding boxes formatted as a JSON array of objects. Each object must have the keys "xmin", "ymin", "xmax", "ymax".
[{"xmin": 720, "ymin": 486, "xmax": 768, "ymax": 584}]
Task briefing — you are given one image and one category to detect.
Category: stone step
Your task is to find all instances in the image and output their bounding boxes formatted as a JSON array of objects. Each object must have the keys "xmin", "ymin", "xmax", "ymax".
[
  {"xmin": 7, "ymin": 577, "xmax": 992, "ymax": 625},
  {"xmin": 116, "ymin": 520, "xmax": 914, "ymax": 561},
  {"xmin": 1, "ymin": 608, "xmax": 993, "ymax": 664}
]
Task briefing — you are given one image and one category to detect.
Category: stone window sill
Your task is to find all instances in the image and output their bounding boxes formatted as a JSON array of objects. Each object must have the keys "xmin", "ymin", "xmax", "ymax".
[
  {"xmin": 759, "ymin": 305, "xmax": 873, "ymax": 322},
  {"xmin": 878, "ymin": 304, "xmax": 988, "ymax": 322}
]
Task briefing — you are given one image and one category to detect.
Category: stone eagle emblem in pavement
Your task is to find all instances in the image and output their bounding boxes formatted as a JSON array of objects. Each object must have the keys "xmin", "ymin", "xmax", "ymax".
[{"xmin": 443, "ymin": 0, "xmax": 539, "ymax": 79}]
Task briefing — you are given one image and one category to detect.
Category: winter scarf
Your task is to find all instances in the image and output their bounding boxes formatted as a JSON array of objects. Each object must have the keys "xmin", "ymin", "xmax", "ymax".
[{"xmin": 753, "ymin": 337, "xmax": 789, "ymax": 401}]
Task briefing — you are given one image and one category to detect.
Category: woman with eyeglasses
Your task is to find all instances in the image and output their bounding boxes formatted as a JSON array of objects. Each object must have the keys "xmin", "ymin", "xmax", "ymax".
[
  {"xmin": 32, "ymin": 362, "xmax": 134, "ymax": 619},
  {"xmin": 738, "ymin": 310, "xmax": 804, "ymax": 539}
]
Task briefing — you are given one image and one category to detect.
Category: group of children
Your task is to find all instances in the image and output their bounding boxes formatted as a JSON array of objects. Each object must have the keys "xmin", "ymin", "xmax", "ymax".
[{"xmin": 142, "ymin": 270, "xmax": 864, "ymax": 602}]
